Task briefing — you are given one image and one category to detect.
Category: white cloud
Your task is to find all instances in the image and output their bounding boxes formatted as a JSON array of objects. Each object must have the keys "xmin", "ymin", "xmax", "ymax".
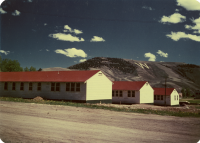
[
  {"xmin": 166, "ymin": 31, "xmax": 200, "ymax": 42},
  {"xmin": 144, "ymin": 53, "xmax": 156, "ymax": 61},
  {"xmin": 175, "ymin": 9, "xmax": 179, "ymax": 11},
  {"xmin": 12, "ymin": 10, "xmax": 21, "ymax": 16},
  {"xmin": 44, "ymin": 23, "xmax": 47, "ymax": 26},
  {"xmin": 27, "ymin": 0, "xmax": 33, "ymax": 2},
  {"xmin": 177, "ymin": 0, "xmax": 200, "ymax": 11},
  {"xmin": 49, "ymin": 33, "xmax": 84, "ymax": 42},
  {"xmin": 79, "ymin": 59, "xmax": 87, "ymax": 62},
  {"xmin": 90, "ymin": 36, "xmax": 105, "ymax": 42},
  {"xmin": 157, "ymin": 50, "xmax": 168, "ymax": 58},
  {"xmin": 193, "ymin": 30, "xmax": 200, "ymax": 34},
  {"xmin": 159, "ymin": 13, "xmax": 186, "ymax": 24},
  {"xmin": 46, "ymin": 49, "xmax": 49, "ymax": 51},
  {"xmin": 142, "ymin": 6, "xmax": 154, "ymax": 10},
  {"xmin": 63, "ymin": 25, "xmax": 83, "ymax": 35},
  {"xmin": 0, "ymin": 50, "xmax": 10, "ymax": 55},
  {"xmin": 0, "ymin": 7, "xmax": 7, "ymax": 14},
  {"xmin": 55, "ymin": 48, "xmax": 87, "ymax": 58},
  {"xmin": 185, "ymin": 17, "xmax": 200, "ymax": 32}
]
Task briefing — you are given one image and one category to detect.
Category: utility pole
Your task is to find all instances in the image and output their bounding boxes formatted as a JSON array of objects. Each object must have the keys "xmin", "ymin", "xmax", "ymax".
[{"xmin": 165, "ymin": 77, "xmax": 167, "ymax": 106}]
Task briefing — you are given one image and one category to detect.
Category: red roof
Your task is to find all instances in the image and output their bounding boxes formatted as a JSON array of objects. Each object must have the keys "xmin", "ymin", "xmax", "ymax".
[
  {"xmin": 112, "ymin": 81, "xmax": 147, "ymax": 91},
  {"xmin": 0, "ymin": 70, "xmax": 100, "ymax": 82},
  {"xmin": 153, "ymin": 88, "xmax": 175, "ymax": 96}
]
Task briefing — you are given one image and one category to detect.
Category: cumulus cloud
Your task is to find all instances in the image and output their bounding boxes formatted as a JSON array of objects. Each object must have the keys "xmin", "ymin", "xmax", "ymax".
[
  {"xmin": 90, "ymin": 36, "xmax": 105, "ymax": 42},
  {"xmin": 46, "ymin": 49, "xmax": 49, "ymax": 51},
  {"xmin": 12, "ymin": 10, "xmax": 21, "ymax": 16},
  {"xmin": 44, "ymin": 23, "xmax": 47, "ymax": 26},
  {"xmin": 0, "ymin": 50, "xmax": 10, "ymax": 55},
  {"xmin": 142, "ymin": 6, "xmax": 154, "ymax": 10},
  {"xmin": 157, "ymin": 50, "xmax": 168, "ymax": 58},
  {"xmin": 49, "ymin": 33, "xmax": 84, "ymax": 42},
  {"xmin": 177, "ymin": 0, "xmax": 200, "ymax": 11},
  {"xmin": 166, "ymin": 31, "xmax": 200, "ymax": 42},
  {"xmin": 175, "ymin": 9, "xmax": 179, "ymax": 11},
  {"xmin": 185, "ymin": 17, "xmax": 200, "ymax": 32},
  {"xmin": 159, "ymin": 13, "xmax": 186, "ymax": 24},
  {"xmin": 79, "ymin": 59, "xmax": 87, "ymax": 62},
  {"xmin": 63, "ymin": 25, "xmax": 83, "ymax": 35},
  {"xmin": 144, "ymin": 53, "xmax": 156, "ymax": 61},
  {"xmin": 55, "ymin": 48, "xmax": 87, "ymax": 58},
  {"xmin": 0, "ymin": 7, "xmax": 7, "ymax": 14}
]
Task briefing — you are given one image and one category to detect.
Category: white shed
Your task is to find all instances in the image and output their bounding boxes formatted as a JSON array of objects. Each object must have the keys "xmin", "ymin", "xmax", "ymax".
[
  {"xmin": 0, "ymin": 70, "xmax": 112, "ymax": 103},
  {"xmin": 112, "ymin": 81, "xmax": 154, "ymax": 104},
  {"xmin": 153, "ymin": 88, "xmax": 179, "ymax": 106}
]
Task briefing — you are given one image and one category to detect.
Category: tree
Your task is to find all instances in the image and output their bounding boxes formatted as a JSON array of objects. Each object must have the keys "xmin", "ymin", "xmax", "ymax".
[
  {"xmin": 29, "ymin": 66, "xmax": 36, "ymax": 71},
  {"xmin": 1, "ymin": 59, "xmax": 23, "ymax": 72},
  {"xmin": 181, "ymin": 88, "xmax": 186, "ymax": 98},
  {"xmin": 38, "ymin": 68, "xmax": 42, "ymax": 71},
  {"xmin": 24, "ymin": 67, "xmax": 29, "ymax": 71},
  {"xmin": 186, "ymin": 88, "xmax": 192, "ymax": 97}
]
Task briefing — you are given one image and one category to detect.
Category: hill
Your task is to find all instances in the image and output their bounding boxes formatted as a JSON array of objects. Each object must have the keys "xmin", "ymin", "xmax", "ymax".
[{"xmin": 68, "ymin": 57, "xmax": 200, "ymax": 92}]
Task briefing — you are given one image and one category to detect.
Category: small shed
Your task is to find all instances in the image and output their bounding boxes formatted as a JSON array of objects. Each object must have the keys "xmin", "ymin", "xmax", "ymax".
[
  {"xmin": 153, "ymin": 88, "xmax": 179, "ymax": 106},
  {"xmin": 112, "ymin": 81, "xmax": 154, "ymax": 104},
  {"xmin": 0, "ymin": 70, "xmax": 112, "ymax": 103}
]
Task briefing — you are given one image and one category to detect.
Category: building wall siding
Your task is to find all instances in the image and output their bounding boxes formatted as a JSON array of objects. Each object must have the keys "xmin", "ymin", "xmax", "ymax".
[
  {"xmin": 139, "ymin": 82, "xmax": 154, "ymax": 104},
  {"xmin": 0, "ymin": 82, "xmax": 86, "ymax": 101},
  {"xmin": 170, "ymin": 89, "xmax": 179, "ymax": 106},
  {"xmin": 86, "ymin": 71, "xmax": 112, "ymax": 101},
  {"xmin": 112, "ymin": 90, "xmax": 140, "ymax": 104}
]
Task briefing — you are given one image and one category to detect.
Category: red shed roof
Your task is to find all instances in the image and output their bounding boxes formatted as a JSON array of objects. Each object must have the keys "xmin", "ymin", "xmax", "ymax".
[
  {"xmin": 0, "ymin": 70, "xmax": 100, "ymax": 82},
  {"xmin": 112, "ymin": 81, "xmax": 147, "ymax": 91},
  {"xmin": 153, "ymin": 88, "xmax": 175, "ymax": 96}
]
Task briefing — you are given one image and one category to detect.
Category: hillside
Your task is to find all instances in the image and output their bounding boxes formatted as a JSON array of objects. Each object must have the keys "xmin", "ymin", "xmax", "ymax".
[{"xmin": 68, "ymin": 57, "xmax": 200, "ymax": 92}]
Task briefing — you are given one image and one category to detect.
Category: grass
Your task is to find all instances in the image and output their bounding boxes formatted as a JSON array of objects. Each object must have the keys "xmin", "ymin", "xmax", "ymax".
[
  {"xmin": 180, "ymin": 98, "xmax": 200, "ymax": 104},
  {"xmin": 0, "ymin": 97, "xmax": 200, "ymax": 117}
]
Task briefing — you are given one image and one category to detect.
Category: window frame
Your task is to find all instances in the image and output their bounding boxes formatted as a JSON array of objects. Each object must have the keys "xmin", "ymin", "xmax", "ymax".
[
  {"xmin": 56, "ymin": 83, "xmax": 60, "ymax": 91},
  {"xmin": 116, "ymin": 90, "xmax": 118, "ymax": 97},
  {"xmin": 37, "ymin": 82, "xmax": 41, "ymax": 91},
  {"xmin": 4, "ymin": 82, "xmax": 8, "ymax": 90},
  {"xmin": 12, "ymin": 82, "xmax": 16, "ymax": 91},
  {"xmin": 66, "ymin": 82, "xmax": 70, "ymax": 91},
  {"xmin": 20, "ymin": 82, "xmax": 24, "ymax": 91},
  {"xmin": 76, "ymin": 83, "xmax": 80, "ymax": 92},
  {"xmin": 154, "ymin": 95, "xmax": 156, "ymax": 100},
  {"xmin": 112, "ymin": 90, "xmax": 114, "ymax": 97},
  {"xmin": 157, "ymin": 95, "xmax": 160, "ymax": 100},
  {"xmin": 128, "ymin": 91, "xmax": 131, "ymax": 97},
  {"xmin": 119, "ymin": 91, "xmax": 122, "ymax": 97},
  {"xmin": 132, "ymin": 91, "xmax": 135, "ymax": 97},
  {"xmin": 161, "ymin": 95, "xmax": 163, "ymax": 100},
  {"xmin": 29, "ymin": 82, "xmax": 32, "ymax": 91}
]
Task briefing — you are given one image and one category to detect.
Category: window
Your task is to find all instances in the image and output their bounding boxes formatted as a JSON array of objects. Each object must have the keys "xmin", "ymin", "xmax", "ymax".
[
  {"xmin": 51, "ymin": 83, "xmax": 55, "ymax": 91},
  {"xmin": 116, "ymin": 91, "xmax": 118, "ymax": 97},
  {"xmin": 71, "ymin": 83, "xmax": 75, "ymax": 91},
  {"xmin": 29, "ymin": 83, "xmax": 32, "ymax": 91},
  {"xmin": 154, "ymin": 95, "xmax": 156, "ymax": 100},
  {"xmin": 4, "ymin": 82, "xmax": 8, "ymax": 90},
  {"xmin": 37, "ymin": 82, "xmax": 41, "ymax": 91},
  {"xmin": 76, "ymin": 83, "xmax": 80, "ymax": 91},
  {"xmin": 177, "ymin": 95, "xmax": 178, "ymax": 100},
  {"xmin": 98, "ymin": 73, "xmax": 102, "ymax": 76},
  {"xmin": 174, "ymin": 95, "xmax": 176, "ymax": 100},
  {"xmin": 119, "ymin": 91, "xmax": 122, "ymax": 97},
  {"xmin": 20, "ymin": 82, "xmax": 24, "ymax": 91},
  {"xmin": 112, "ymin": 91, "xmax": 114, "ymax": 97},
  {"xmin": 157, "ymin": 95, "xmax": 160, "ymax": 100},
  {"xmin": 12, "ymin": 82, "xmax": 15, "ymax": 90},
  {"xmin": 66, "ymin": 83, "xmax": 70, "ymax": 91},
  {"xmin": 132, "ymin": 91, "xmax": 135, "ymax": 97},
  {"xmin": 56, "ymin": 83, "xmax": 60, "ymax": 91},
  {"xmin": 128, "ymin": 91, "xmax": 131, "ymax": 97},
  {"xmin": 161, "ymin": 95, "xmax": 163, "ymax": 100}
]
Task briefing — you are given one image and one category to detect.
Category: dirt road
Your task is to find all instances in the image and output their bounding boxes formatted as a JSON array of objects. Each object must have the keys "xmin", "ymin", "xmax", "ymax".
[{"xmin": 0, "ymin": 101, "xmax": 200, "ymax": 143}]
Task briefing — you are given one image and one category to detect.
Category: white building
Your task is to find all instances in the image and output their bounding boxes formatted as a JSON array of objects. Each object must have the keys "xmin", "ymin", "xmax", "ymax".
[
  {"xmin": 153, "ymin": 88, "xmax": 179, "ymax": 106},
  {"xmin": 112, "ymin": 81, "xmax": 154, "ymax": 104},
  {"xmin": 0, "ymin": 70, "xmax": 112, "ymax": 103}
]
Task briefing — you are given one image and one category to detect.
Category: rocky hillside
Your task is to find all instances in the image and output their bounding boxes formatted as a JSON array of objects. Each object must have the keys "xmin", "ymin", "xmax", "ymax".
[{"xmin": 68, "ymin": 57, "xmax": 200, "ymax": 92}]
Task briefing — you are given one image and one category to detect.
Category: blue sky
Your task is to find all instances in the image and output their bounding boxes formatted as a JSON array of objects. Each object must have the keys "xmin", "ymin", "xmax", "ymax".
[{"xmin": 0, "ymin": 0, "xmax": 200, "ymax": 69}]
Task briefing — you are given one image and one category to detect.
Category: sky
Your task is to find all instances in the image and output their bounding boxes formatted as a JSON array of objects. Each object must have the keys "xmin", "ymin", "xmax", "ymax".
[{"xmin": 0, "ymin": 0, "xmax": 200, "ymax": 69}]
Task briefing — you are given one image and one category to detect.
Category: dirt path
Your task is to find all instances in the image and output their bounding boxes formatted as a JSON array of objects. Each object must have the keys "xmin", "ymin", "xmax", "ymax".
[{"xmin": 0, "ymin": 101, "xmax": 200, "ymax": 143}]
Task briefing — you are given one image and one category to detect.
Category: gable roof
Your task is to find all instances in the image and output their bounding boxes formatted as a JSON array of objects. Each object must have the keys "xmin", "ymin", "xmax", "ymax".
[
  {"xmin": 0, "ymin": 70, "xmax": 100, "ymax": 82},
  {"xmin": 153, "ymin": 88, "xmax": 175, "ymax": 96},
  {"xmin": 112, "ymin": 81, "xmax": 147, "ymax": 91}
]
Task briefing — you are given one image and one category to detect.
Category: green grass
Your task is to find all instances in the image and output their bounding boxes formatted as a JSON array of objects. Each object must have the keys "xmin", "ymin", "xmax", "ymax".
[
  {"xmin": 180, "ymin": 98, "xmax": 200, "ymax": 104},
  {"xmin": 0, "ymin": 97, "xmax": 200, "ymax": 117}
]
